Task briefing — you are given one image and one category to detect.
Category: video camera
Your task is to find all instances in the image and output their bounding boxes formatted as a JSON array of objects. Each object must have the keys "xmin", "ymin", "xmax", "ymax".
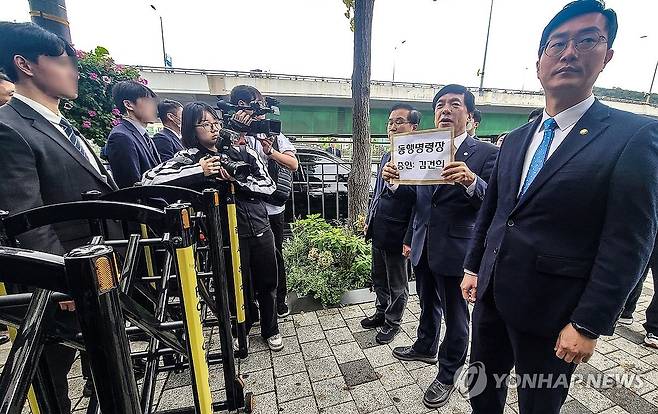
[
  {"xmin": 203, "ymin": 128, "xmax": 252, "ymax": 182},
  {"xmin": 216, "ymin": 97, "xmax": 282, "ymax": 136}
]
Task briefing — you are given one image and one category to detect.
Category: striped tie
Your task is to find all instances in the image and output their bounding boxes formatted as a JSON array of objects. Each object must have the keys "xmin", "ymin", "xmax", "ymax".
[
  {"xmin": 59, "ymin": 118, "xmax": 90, "ymax": 162},
  {"xmin": 520, "ymin": 118, "xmax": 558, "ymax": 197}
]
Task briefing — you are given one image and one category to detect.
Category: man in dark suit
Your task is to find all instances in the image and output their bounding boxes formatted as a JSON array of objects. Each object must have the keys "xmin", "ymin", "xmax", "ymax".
[
  {"xmin": 383, "ymin": 84, "xmax": 499, "ymax": 408},
  {"xmin": 467, "ymin": 108, "xmax": 481, "ymax": 139},
  {"xmin": 362, "ymin": 103, "xmax": 420, "ymax": 344},
  {"xmin": 105, "ymin": 80, "xmax": 161, "ymax": 188},
  {"xmin": 153, "ymin": 99, "xmax": 184, "ymax": 161},
  {"xmin": 0, "ymin": 22, "xmax": 118, "ymax": 413},
  {"xmin": 460, "ymin": 2, "xmax": 658, "ymax": 413}
]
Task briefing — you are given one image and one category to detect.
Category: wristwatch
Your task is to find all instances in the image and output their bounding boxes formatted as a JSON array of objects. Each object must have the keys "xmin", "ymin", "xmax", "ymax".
[{"xmin": 571, "ymin": 322, "xmax": 599, "ymax": 339}]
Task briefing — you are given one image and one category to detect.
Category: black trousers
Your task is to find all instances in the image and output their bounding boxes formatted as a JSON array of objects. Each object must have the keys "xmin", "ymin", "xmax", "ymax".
[
  {"xmin": 622, "ymin": 254, "xmax": 658, "ymax": 334},
  {"xmin": 371, "ymin": 246, "xmax": 408, "ymax": 328},
  {"xmin": 239, "ymin": 230, "xmax": 279, "ymax": 339},
  {"xmin": 469, "ymin": 286, "xmax": 576, "ymax": 414},
  {"xmin": 268, "ymin": 212, "xmax": 288, "ymax": 306},
  {"xmin": 413, "ymin": 247, "xmax": 468, "ymax": 385}
]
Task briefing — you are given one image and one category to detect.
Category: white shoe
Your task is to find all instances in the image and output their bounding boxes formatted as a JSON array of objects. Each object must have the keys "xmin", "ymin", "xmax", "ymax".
[
  {"xmin": 267, "ymin": 334, "xmax": 284, "ymax": 352},
  {"xmin": 232, "ymin": 336, "xmax": 250, "ymax": 352},
  {"xmin": 645, "ymin": 333, "xmax": 658, "ymax": 349},
  {"xmin": 617, "ymin": 316, "xmax": 634, "ymax": 326}
]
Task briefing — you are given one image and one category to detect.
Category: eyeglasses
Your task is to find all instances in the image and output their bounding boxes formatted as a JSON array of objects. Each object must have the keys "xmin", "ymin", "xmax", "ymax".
[
  {"xmin": 387, "ymin": 118, "xmax": 411, "ymax": 127},
  {"xmin": 543, "ymin": 33, "xmax": 607, "ymax": 57},
  {"xmin": 195, "ymin": 121, "xmax": 222, "ymax": 131}
]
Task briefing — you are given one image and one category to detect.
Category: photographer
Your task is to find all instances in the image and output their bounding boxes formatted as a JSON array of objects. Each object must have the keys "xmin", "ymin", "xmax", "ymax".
[
  {"xmin": 229, "ymin": 85, "xmax": 298, "ymax": 318},
  {"xmin": 141, "ymin": 102, "xmax": 285, "ymax": 352}
]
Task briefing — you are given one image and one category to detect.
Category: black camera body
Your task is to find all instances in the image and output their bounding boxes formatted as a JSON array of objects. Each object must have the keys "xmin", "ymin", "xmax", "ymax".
[
  {"xmin": 216, "ymin": 99, "xmax": 282, "ymax": 136},
  {"xmin": 205, "ymin": 129, "xmax": 251, "ymax": 182}
]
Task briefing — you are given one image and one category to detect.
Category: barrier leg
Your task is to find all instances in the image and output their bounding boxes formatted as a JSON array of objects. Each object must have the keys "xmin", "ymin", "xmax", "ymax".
[
  {"xmin": 226, "ymin": 184, "xmax": 248, "ymax": 358},
  {"xmin": 203, "ymin": 190, "xmax": 245, "ymax": 411},
  {"xmin": 166, "ymin": 204, "xmax": 213, "ymax": 414},
  {"xmin": 0, "ymin": 289, "xmax": 54, "ymax": 414},
  {"xmin": 64, "ymin": 245, "xmax": 141, "ymax": 414}
]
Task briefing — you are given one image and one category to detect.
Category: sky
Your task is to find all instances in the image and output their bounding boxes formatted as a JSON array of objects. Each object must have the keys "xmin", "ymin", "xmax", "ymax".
[{"xmin": 3, "ymin": 0, "xmax": 657, "ymax": 93}]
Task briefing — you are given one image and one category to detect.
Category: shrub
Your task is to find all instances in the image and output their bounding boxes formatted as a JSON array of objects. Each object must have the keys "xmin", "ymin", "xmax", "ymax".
[{"xmin": 284, "ymin": 215, "xmax": 371, "ymax": 305}]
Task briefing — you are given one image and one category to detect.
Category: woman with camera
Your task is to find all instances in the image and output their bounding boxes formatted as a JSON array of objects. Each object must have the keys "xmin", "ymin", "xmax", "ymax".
[{"xmin": 141, "ymin": 102, "xmax": 284, "ymax": 352}]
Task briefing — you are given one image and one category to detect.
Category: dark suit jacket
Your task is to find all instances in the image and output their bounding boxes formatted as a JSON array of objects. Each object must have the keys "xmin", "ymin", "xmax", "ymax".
[
  {"xmin": 366, "ymin": 152, "xmax": 415, "ymax": 252},
  {"xmin": 152, "ymin": 127, "xmax": 184, "ymax": 162},
  {"xmin": 105, "ymin": 119, "xmax": 161, "ymax": 188},
  {"xmin": 464, "ymin": 100, "xmax": 658, "ymax": 338},
  {"xmin": 399, "ymin": 136, "xmax": 499, "ymax": 277},
  {"xmin": 0, "ymin": 99, "xmax": 118, "ymax": 255}
]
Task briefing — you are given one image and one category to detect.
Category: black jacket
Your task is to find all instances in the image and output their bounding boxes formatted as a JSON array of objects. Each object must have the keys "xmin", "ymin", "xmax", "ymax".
[
  {"xmin": 141, "ymin": 144, "xmax": 276, "ymax": 237},
  {"xmin": 106, "ymin": 119, "xmax": 161, "ymax": 188},
  {"xmin": 0, "ymin": 98, "xmax": 118, "ymax": 254},
  {"xmin": 464, "ymin": 100, "xmax": 658, "ymax": 337},
  {"xmin": 153, "ymin": 127, "xmax": 185, "ymax": 162},
  {"xmin": 365, "ymin": 152, "xmax": 415, "ymax": 252}
]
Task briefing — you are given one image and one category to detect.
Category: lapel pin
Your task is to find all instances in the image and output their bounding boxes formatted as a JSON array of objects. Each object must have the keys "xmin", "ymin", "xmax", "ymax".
[
  {"xmin": 579, "ymin": 128, "xmax": 588, "ymax": 136},
  {"xmin": 464, "ymin": 152, "xmax": 468, "ymax": 156}
]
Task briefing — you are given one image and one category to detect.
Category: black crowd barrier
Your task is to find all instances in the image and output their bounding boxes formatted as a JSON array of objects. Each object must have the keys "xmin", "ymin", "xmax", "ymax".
[{"xmin": 0, "ymin": 184, "xmax": 253, "ymax": 414}]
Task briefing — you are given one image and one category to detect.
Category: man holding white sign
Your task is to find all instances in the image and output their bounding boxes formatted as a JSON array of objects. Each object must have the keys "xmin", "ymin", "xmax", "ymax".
[{"xmin": 382, "ymin": 84, "xmax": 499, "ymax": 408}]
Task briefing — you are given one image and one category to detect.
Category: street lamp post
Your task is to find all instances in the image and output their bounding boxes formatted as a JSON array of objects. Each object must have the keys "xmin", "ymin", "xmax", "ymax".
[
  {"xmin": 478, "ymin": 0, "xmax": 494, "ymax": 95},
  {"xmin": 392, "ymin": 40, "xmax": 406, "ymax": 82},
  {"xmin": 150, "ymin": 4, "xmax": 168, "ymax": 68},
  {"xmin": 640, "ymin": 35, "xmax": 657, "ymax": 104},
  {"xmin": 647, "ymin": 59, "xmax": 658, "ymax": 104}
]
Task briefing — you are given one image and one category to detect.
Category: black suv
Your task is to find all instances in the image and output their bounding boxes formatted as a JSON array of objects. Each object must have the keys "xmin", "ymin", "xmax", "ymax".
[{"xmin": 284, "ymin": 146, "xmax": 377, "ymax": 223}]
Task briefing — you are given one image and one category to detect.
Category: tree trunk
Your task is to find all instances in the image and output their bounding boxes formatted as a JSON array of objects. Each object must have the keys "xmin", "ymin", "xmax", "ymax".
[
  {"xmin": 348, "ymin": 0, "xmax": 375, "ymax": 230},
  {"xmin": 28, "ymin": 0, "xmax": 72, "ymax": 43}
]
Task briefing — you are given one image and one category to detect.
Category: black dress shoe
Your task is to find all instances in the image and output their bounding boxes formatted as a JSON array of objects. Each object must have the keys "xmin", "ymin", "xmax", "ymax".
[
  {"xmin": 392, "ymin": 346, "xmax": 438, "ymax": 364},
  {"xmin": 360, "ymin": 313, "xmax": 385, "ymax": 329},
  {"xmin": 423, "ymin": 379, "xmax": 455, "ymax": 408},
  {"xmin": 375, "ymin": 326, "xmax": 400, "ymax": 344}
]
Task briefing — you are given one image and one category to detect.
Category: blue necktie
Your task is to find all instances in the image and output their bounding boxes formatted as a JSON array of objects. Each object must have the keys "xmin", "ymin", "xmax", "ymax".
[
  {"xmin": 520, "ymin": 118, "xmax": 558, "ymax": 196},
  {"xmin": 59, "ymin": 118, "xmax": 90, "ymax": 162}
]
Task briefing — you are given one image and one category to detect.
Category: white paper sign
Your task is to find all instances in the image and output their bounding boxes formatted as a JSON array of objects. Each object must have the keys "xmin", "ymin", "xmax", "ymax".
[{"xmin": 390, "ymin": 128, "xmax": 455, "ymax": 185}]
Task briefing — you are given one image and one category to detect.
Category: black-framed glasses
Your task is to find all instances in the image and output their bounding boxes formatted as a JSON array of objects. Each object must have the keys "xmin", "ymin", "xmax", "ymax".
[
  {"xmin": 543, "ymin": 34, "xmax": 607, "ymax": 57},
  {"xmin": 387, "ymin": 118, "xmax": 411, "ymax": 127},
  {"xmin": 195, "ymin": 121, "xmax": 222, "ymax": 131}
]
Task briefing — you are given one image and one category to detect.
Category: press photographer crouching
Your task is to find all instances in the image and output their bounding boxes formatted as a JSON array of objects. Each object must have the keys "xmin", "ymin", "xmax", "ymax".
[{"xmin": 140, "ymin": 102, "xmax": 284, "ymax": 351}]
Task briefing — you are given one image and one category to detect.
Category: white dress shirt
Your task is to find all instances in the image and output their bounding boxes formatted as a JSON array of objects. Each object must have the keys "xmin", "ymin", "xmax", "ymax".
[
  {"xmin": 12, "ymin": 93, "xmax": 101, "ymax": 174},
  {"xmin": 518, "ymin": 94, "xmax": 595, "ymax": 195}
]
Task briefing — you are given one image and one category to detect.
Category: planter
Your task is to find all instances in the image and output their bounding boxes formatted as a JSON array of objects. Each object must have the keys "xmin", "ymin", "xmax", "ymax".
[{"xmin": 287, "ymin": 281, "xmax": 417, "ymax": 315}]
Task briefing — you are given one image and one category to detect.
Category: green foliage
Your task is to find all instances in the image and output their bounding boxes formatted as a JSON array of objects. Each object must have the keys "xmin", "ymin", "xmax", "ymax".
[
  {"xmin": 342, "ymin": 0, "xmax": 355, "ymax": 31},
  {"xmin": 60, "ymin": 46, "xmax": 142, "ymax": 148},
  {"xmin": 593, "ymin": 86, "xmax": 657, "ymax": 105},
  {"xmin": 284, "ymin": 215, "xmax": 371, "ymax": 305}
]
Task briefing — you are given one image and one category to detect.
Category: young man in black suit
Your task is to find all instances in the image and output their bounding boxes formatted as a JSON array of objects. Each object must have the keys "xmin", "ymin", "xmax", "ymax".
[
  {"xmin": 383, "ymin": 85, "xmax": 499, "ymax": 408},
  {"xmin": 461, "ymin": 1, "xmax": 658, "ymax": 413},
  {"xmin": 153, "ymin": 99, "xmax": 184, "ymax": 161},
  {"xmin": 362, "ymin": 103, "xmax": 420, "ymax": 344},
  {"xmin": 0, "ymin": 22, "xmax": 118, "ymax": 413},
  {"xmin": 105, "ymin": 80, "xmax": 160, "ymax": 188}
]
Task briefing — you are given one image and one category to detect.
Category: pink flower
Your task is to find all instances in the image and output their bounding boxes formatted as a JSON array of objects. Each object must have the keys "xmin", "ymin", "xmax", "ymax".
[
  {"xmin": 111, "ymin": 119, "xmax": 121, "ymax": 126},
  {"xmin": 137, "ymin": 77, "xmax": 148, "ymax": 85},
  {"xmin": 82, "ymin": 120, "xmax": 92, "ymax": 129},
  {"xmin": 112, "ymin": 108, "xmax": 121, "ymax": 116},
  {"xmin": 75, "ymin": 50, "xmax": 86, "ymax": 59},
  {"xmin": 102, "ymin": 75, "xmax": 112, "ymax": 84},
  {"xmin": 89, "ymin": 72, "xmax": 98, "ymax": 80},
  {"xmin": 88, "ymin": 110, "xmax": 97, "ymax": 117},
  {"xmin": 115, "ymin": 64, "xmax": 125, "ymax": 71}
]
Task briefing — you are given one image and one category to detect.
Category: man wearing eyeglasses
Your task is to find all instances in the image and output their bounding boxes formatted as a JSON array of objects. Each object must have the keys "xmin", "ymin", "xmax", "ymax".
[
  {"xmin": 362, "ymin": 104, "xmax": 420, "ymax": 344},
  {"xmin": 461, "ymin": 1, "xmax": 658, "ymax": 413}
]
